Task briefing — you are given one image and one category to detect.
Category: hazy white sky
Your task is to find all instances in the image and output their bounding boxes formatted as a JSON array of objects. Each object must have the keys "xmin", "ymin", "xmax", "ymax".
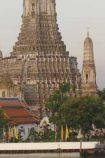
[{"xmin": 0, "ymin": 0, "xmax": 105, "ymax": 89}]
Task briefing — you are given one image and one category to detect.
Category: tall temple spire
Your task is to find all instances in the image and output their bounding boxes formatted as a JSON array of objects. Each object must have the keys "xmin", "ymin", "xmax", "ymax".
[
  {"xmin": 0, "ymin": 0, "xmax": 81, "ymax": 114},
  {"xmin": 11, "ymin": 0, "xmax": 60, "ymax": 57},
  {"xmin": 23, "ymin": 0, "xmax": 56, "ymax": 17},
  {"xmin": 81, "ymin": 32, "xmax": 97, "ymax": 96},
  {"xmin": 23, "ymin": 0, "xmax": 38, "ymax": 17}
]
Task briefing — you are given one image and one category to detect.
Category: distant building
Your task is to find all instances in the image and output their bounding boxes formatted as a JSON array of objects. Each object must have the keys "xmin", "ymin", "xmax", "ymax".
[
  {"xmin": 81, "ymin": 32, "xmax": 97, "ymax": 96},
  {"xmin": 0, "ymin": 98, "xmax": 39, "ymax": 140}
]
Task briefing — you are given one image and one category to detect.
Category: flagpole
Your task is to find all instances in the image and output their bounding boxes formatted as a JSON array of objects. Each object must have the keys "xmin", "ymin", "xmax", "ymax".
[
  {"xmin": 65, "ymin": 124, "xmax": 69, "ymax": 142},
  {"xmin": 8, "ymin": 127, "xmax": 12, "ymax": 143},
  {"xmin": 80, "ymin": 138, "xmax": 83, "ymax": 156},
  {"xmin": 61, "ymin": 125, "xmax": 64, "ymax": 142},
  {"xmin": 8, "ymin": 125, "xmax": 9, "ymax": 143},
  {"xmin": 2, "ymin": 127, "xmax": 5, "ymax": 143},
  {"xmin": 13, "ymin": 126, "xmax": 15, "ymax": 143},
  {"xmin": 54, "ymin": 124, "xmax": 57, "ymax": 142},
  {"xmin": 2, "ymin": 128, "xmax": 4, "ymax": 143}
]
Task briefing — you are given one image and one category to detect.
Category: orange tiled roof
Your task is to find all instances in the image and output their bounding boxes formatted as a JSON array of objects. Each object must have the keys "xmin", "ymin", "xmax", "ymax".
[
  {"xmin": 12, "ymin": 117, "xmax": 36, "ymax": 124},
  {"xmin": 0, "ymin": 98, "xmax": 39, "ymax": 126}
]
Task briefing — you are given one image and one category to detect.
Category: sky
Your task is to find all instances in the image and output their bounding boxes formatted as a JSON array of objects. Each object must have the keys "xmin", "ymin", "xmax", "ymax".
[{"xmin": 0, "ymin": 0, "xmax": 105, "ymax": 89}]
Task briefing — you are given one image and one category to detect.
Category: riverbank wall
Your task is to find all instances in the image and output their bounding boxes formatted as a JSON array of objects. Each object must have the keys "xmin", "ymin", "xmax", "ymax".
[{"xmin": 0, "ymin": 142, "xmax": 99, "ymax": 154}]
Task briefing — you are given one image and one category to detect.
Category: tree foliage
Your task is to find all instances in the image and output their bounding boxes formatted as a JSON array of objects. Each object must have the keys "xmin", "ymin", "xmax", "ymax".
[
  {"xmin": 98, "ymin": 88, "xmax": 105, "ymax": 101},
  {"xmin": 62, "ymin": 96, "xmax": 105, "ymax": 133},
  {"xmin": 0, "ymin": 109, "xmax": 8, "ymax": 141},
  {"xmin": 47, "ymin": 83, "xmax": 71, "ymax": 126},
  {"xmin": 46, "ymin": 83, "xmax": 105, "ymax": 138},
  {"xmin": 27, "ymin": 128, "xmax": 55, "ymax": 142},
  {"xmin": 0, "ymin": 109, "xmax": 8, "ymax": 129}
]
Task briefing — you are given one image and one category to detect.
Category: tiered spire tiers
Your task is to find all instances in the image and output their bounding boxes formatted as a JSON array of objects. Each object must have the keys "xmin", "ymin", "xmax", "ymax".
[
  {"xmin": 11, "ymin": 0, "xmax": 67, "ymax": 57},
  {"xmin": 81, "ymin": 31, "xmax": 97, "ymax": 96},
  {"xmin": 0, "ymin": 0, "xmax": 81, "ymax": 115}
]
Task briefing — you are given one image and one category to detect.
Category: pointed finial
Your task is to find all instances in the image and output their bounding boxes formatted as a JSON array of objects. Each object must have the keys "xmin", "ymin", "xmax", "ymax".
[{"xmin": 87, "ymin": 27, "xmax": 90, "ymax": 37}]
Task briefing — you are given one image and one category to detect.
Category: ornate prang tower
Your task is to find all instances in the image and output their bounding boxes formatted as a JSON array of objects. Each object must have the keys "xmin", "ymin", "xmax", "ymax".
[
  {"xmin": 81, "ymin": 32, "xmax": 97, "ymax": 96},
  {"xmin": 0, "ymin": 0, "xmax": 81, "ymax": 114}
]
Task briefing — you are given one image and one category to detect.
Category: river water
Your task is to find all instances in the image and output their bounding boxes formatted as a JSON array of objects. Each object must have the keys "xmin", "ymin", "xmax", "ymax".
[{"xmin": 0, "ymin": 153, "xmax": 104, "ymax": 158}]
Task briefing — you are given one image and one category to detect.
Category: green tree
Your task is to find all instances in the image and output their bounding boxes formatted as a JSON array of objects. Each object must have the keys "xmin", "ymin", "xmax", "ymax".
[
  {"xmin": 62, "ymin": 96, "xmax": 105, "ymax": 134},
  {"xmin": 41, "ymin": 128, "xmax": 55, "ymax": 142},
  {"xmin": 46, "ymin": 83, "xmax": 71, "ymax": 127},
  {"xmin": 0, "ymin": 109, "xmax": 8, "ymax": 141},
  {"xmin": 26, "ymin": 128, "xmax": 40, "ymax": 142},
  {"xmin": 59, "ymin": 83, "xmax": 71, "ymax": 94},
  {"xmin": 98, "ymin": 88, "xmax": 105, "ymax": 100},
  {"xmin": 47, "ymin": 89, "xmax": 105, "ymax": 140},
  {"xmin": 0, "ymin": 109, "xmax": 8, "ymax": 128}
]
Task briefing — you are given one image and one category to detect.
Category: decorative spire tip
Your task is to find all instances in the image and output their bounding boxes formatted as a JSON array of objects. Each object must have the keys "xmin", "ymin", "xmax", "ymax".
[{"xmin": 87, "ymin": 27, "xmax": 90, "ymax": 37}]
